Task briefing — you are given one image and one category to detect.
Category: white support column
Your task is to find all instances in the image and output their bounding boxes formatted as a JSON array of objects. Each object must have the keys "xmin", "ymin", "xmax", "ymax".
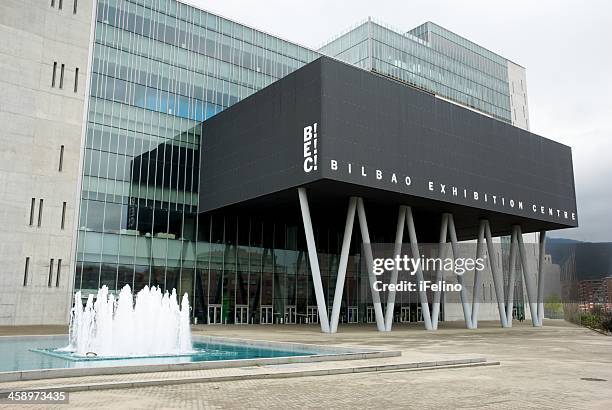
[
  {"xmin": 384, "ymin": 205, "xmax": 407, "ymax": 331},
  {"xmin": 516, "ymin": 226, "xmax": 540, "ymax": 327},
  {"xmin": 356, "ymin": 198, "xmax": 386, "ymax": 332},
  {"xmin": 484, "ymin": 221, "xmax": 509, "ymax": 328},
  {"xmin": 505, "ymin": 227, "xmax": 518, "ymax": 326},
  {"xmin": 329, "ymin": 197, "xmax": 357, "ymax": 333},
  {"xmin": 447, "ymin": 214, "xmax": 473, "ymax": 329},
  {"xmin": 297, "ymin": 187, "xmax": 331, "ymax": 333},
  {"xmin": 537, "ymin": 230, "xmax": 546, "ymax": 326},
  {"xmin": 471, "ymin": 221, "xmax": 486, "ymax": 328},
  {"xmin": 431, "ymin": 214, "xmax": 449, "ymax": 330},
  {"xmin": 405, "ymin": 207, "xmax": 433, "ymax": 330}
]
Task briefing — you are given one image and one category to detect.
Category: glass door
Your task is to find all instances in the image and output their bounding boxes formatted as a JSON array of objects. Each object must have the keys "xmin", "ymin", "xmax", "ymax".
[
  {"xmin": 366, "ymin": 306, "xmax": 375, "ymax": 323},
  {"xmin": 347, "ymin": 307, "xmax": 358, "ymax": 323},
  {"xmin": 260, "ymin": 305, "xmax": 273, "ymax": 324},
  {"xmin": 235, "ymin": 305, "xmax": 248, "ymax": 324},
  {"xmin": 400, "ymin": 306, "xmax": 410, "ymax": 323},
  {"xmin": 306, "ymin": 306, "xmax": 318, "ymax": 324},
  {"xmin": 285, "ymin": 306, "xmax": 297, "ymax": 324},
  {"xmin": 208, "ymin": 304, "xmax": 222, "ymax": 324}
]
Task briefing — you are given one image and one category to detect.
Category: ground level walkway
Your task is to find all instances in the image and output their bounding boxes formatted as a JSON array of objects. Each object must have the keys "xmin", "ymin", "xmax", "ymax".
[{"xmin": 1, "ymin": 320, "xmax": 611, "ymax": 409}]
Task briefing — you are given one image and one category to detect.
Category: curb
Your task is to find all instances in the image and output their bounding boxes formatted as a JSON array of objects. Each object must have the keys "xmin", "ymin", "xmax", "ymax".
[{"xmin": 0, "ymin": 357, "xmax": 494, "ymax": 394}]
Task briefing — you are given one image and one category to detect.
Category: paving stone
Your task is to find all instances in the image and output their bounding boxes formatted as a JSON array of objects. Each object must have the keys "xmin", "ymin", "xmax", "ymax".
[{"xmin": 0, "ymin": 320, "xmax": 610, "ymax": 409}]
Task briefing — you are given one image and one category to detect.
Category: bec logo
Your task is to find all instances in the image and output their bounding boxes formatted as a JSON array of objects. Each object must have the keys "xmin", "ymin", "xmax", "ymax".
[{"xmin": 303, "ymin": 122, "xmax": 318, "ymax": 173}]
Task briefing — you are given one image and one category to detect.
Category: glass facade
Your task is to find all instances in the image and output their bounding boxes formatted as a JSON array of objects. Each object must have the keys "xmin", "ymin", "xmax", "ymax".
[
  {"xmin": 75, "ymin": 0, "xmax": 519, "ymax": 325},
  {"xmin": 76, "ymin": 0, "xmax": 411, "ymax": 325},
  {"xmin": 75, "ymin": 0, "xmax": 320, "ymax": 321},
  {"xmin": 319, "ymin": 20, "xmax": 512, "ymax": 123}
]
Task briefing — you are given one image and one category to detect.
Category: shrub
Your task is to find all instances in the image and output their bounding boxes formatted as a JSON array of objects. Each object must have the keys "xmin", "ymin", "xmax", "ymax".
[
  {"xmin": 580, "ymin": 313, "xmax": 602, "ymax": 329},
  {"xmin": 600, "ymin": 317, "xmax": 612, "ymax": 333}
]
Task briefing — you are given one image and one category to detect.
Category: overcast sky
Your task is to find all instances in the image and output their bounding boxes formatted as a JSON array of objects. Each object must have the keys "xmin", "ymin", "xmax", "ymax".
[{"xmin": 188, "ymin": 0, "xmax": 612, "ymax": 242}]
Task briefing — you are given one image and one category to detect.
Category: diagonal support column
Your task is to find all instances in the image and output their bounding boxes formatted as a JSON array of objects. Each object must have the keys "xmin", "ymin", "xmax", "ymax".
[
  {"xmin": 405, "ymin": 207, "xmax": 433, "ymax": 330},
  {"xmin": 537, "ymin": 230, "xmax": 547, "ymax": 326},
  {"xmin": 329, "ymin": 197, "xmax": 357, "ymax": 333},
  {"xmin": 484, "ymin": 221, "xmax": 509, "ymax": 327},
  {"xmin": 505, "ymin": 226, "xmax": 519, "ymax": 326},
  {"xmin": 431, "ymin": 214, "xmax": 449, "ymax": 330},
  {"xmin": 447, "ymin": 215, "xmax": 473, "ymax": 329},
  {"xmin": 384, "ymin": 205, "xmax": 407, "ymax": 331},
  {"xmin": 297, "ymin": 187, "xmax": 330, "ymax": 333},
  {"xmin": 356, "ymin": 198, "xmax": 386, "ymax": 332},
  {"xmin": 516, "ymin": 226, "xmax": 541, "ymax": 327},
  {"xmin": 471, "ymin": 220, "xmax": 486, "ymax": 328}
]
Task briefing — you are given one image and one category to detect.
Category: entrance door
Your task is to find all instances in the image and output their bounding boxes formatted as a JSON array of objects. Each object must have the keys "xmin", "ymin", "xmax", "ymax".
[
  {"xmin": 235, "ymin": 305, "xmax": 248, "ymax": 324},
  {"xmin": 306, "ymin": 306, "xmax": 319, "ymax": 324},
  {"xmin": 260, "ymin": 306, "xmax": 273, "ymax": 324},
  {"xmin": 285, "ymin": 306, "xmax": 297, "ymax": 324},
  {"xmin": 400, "ymin": 306, "xmax": 410, "ymax": 323},
  {"xmin": 416, "ymin": 305, "xmax": 423, "ymax": 322},
  {"xmin": 366, "ymin": 306, "xmax": 376, "ymax": 323},
  {"xmin": 208, "ymin": 304, "xmax": 222, "ymax": 324},
  {"xmin": 347, "ymin": 307, "xmax": 358, "ymax": 323}
]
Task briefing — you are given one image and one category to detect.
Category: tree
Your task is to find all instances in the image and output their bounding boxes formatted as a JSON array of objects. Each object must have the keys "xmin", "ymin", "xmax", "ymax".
[{"xmin": 544, "ymin": 293, "xmax": 563, "ymax": 315}]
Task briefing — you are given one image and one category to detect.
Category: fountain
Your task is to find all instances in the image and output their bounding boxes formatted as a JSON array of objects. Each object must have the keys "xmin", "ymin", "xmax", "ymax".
[
  {"xmin": 17, "ymin": 284, "xmax": 333, "ymax": 373},
  {"xmin": 61, "ymin": 285, "xmax": 193, "ymax": 358}
]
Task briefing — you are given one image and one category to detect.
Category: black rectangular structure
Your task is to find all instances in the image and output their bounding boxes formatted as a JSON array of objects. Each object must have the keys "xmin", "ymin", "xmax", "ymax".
[{"xmin": 200, "ymin": 57, "xmax": 577, "ymax": 239}]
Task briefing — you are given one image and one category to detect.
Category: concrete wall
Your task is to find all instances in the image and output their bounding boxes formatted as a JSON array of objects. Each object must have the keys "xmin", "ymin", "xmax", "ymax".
[
  {"xmin": 443, "ymin": 233, "xmax": 541, "ymax": 323},
  {"xmin": 442, "ymin": 238, "xmax": 505, "ymax": 322},
  {"xmin": 508, "ymin": 61, "xmax": 530, "ymax": 130},
  {"xmin": 0, "ymin": 0, "xmax": 93, "ymax": 325}
]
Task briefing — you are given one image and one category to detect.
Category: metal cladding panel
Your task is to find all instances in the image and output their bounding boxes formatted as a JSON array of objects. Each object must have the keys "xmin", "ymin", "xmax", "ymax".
[
  {"xmin": 200, "ymin": 56, "xmax": 577, "ymax": 229},
  {"xmin": 199, "ymin": 60, "xmax": 323, "ymax": 212},
  {"xmin": 318, "ymin": 57, "xmax": 577, "ymax": 228}
]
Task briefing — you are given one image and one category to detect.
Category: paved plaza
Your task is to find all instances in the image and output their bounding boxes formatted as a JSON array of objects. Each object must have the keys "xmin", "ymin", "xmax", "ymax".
[{"xmin": 1, "ymin": 320, "xmax": 611, "ymax": 409}]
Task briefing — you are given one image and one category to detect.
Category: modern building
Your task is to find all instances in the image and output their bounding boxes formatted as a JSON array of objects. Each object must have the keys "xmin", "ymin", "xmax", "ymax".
[
  {"xmin": 578, "ymin": 278, "xmax": 611, "ymax": 312},
  {"xmin": 552, "ymin": 241, "xmax": 612, "ymax": 313},
  {"xmin": 319, "ymin": 18, "xmax": 529, "ymax": 129},
  {"xmin": 578, "ymin": 277, "xmax": 612, "ymax": 312},
  {"xmin": 0, "ymin": 0, "xmax": 577, "ymax": 330},
  {"xmin": 0, "ymin": 0, "xmax": 93, "ymax": 324}
]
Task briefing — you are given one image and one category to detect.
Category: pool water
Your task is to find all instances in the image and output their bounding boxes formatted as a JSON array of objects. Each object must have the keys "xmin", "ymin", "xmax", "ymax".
[{"xmin": 0, "ymin": 336, "xmax": 317, "ymax": 373}]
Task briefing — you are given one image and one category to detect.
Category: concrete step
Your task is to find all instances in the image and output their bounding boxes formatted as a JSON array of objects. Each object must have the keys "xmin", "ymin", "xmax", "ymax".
[{"xmin": 0, "ymin": 357, "xmax": 495, "ymax": 394}]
